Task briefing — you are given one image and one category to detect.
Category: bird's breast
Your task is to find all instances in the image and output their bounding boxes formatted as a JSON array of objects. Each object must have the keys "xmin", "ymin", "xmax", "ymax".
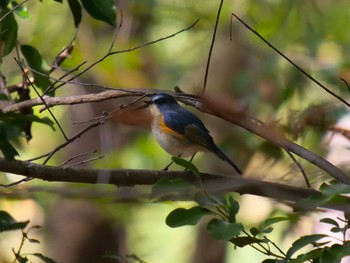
[{"xmin": 151, "ymin": 115, "xmax": 198, "ymax": 157}]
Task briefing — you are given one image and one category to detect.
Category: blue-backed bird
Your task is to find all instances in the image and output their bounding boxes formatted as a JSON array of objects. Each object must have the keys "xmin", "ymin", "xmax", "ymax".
[{"xmin": 146, "ymin": 93, "xmax": 242, "ymax": 175}]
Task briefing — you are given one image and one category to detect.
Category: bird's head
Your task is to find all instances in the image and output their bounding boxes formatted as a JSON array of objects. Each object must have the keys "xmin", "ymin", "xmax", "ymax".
[{"xmin": 146, "ymin": 93, "xmax": 179, "ymax": 115}]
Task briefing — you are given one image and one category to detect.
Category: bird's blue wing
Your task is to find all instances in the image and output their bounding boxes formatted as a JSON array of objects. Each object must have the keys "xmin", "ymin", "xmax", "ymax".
[{"xmin": 163, "ymin": 109, "xmax": 215, "ymax": 150}]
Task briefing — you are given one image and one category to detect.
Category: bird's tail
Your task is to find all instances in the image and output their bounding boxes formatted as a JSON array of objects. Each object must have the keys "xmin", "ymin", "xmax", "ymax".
[{"xmin": 214, "ymin": 147, "xmax": 242, "ymax": 175}]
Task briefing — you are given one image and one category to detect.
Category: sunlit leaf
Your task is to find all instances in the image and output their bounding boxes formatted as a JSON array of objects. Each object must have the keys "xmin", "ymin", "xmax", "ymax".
[
  {"xmin": 166, "ymin": 206, "xmax": 211, "ymax": 228},
  {"xmin": 80, "ymin": 0, "xmax": 116, "ymax": 26},
  {"xmin": 11, "ymin": 1, "xmax": 31, "ymax": 19},
  {"xmin": 207, "ymin": 218, "xmax": 243, "ymax": 241}
]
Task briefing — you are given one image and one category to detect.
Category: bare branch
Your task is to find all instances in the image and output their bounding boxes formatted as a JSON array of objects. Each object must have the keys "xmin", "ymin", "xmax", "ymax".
[
  {"xmin": 203, "ymin": 0, "xmax": 224, "ymax": 93},
  {"xmin": 1, "ymin": 157, "xmax": 350, "ymax": 212}
]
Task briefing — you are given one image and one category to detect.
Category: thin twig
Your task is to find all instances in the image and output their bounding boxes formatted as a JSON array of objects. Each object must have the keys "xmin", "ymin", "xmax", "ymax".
[
  {"xmin": 263, "ymin": 235, "xmax": 287, "ymax": 257},
  {"xmin": 42, "ymin": 120, "xmax": 104, "ymax": 165},
  {"xmin": 0, "ymin": 178, "xmax": 32, "ymax": 188},
  {"xmin": 59, "ymin": 150, "xmax": 98, "ymax": 166},
  {"xmin": 14, "ymin": 58, "xmax": 69, "ymax": 140},
  {"xmin": 341, "ymin": 78, "xmax": 350, "ymax": 94},
  {"xmin": 283, "ymin": 148, "xmax": 310, "ymax": 188},
  {"xmin": 203, "ymin": 0, "xmax": 224, "ymax": 93},
  {"xmin": 51, "ymin": 19, "xmax": 200, "ymax": 93},
  {"xmin": 0, "ymin": 0, "xmax": 29, "ymax": 23},
  {"xmin": 231, "ymin": 12, "xmax": 350, "ymax": 108},
  {"xmin": 66, "ymin": 155, "xmax": 104, "ymax": 168}
]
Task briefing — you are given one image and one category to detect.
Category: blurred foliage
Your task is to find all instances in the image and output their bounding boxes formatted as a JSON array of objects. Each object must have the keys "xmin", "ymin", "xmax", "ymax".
[{"xmin": 1, "ymin": 0, "xmax": 350, "ymax": 262}]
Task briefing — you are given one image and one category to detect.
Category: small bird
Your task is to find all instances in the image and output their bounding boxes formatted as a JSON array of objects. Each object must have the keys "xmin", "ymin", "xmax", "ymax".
[{"xmin": 147, "ymin": 93, "xmax": 242, "ymax": 175}]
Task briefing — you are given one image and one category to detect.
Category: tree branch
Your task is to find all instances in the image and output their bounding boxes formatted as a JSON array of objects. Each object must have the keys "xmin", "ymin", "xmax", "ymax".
[
  {"xmin": 2, "ymin": 88, "xmax": 350, "ymax": 184},
  {"xmin": 0, "ymin": 157, "xmax": 349, "ymax": 212}
]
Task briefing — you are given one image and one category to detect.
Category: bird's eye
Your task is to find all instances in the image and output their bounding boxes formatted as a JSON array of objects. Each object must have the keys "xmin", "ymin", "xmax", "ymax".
[{"xmin": 154, "ymin": 98, "xmax": 165, "ymax": 104}]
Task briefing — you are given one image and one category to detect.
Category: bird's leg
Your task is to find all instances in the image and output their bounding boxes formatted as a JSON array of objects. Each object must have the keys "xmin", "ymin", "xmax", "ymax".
[
  {"xmin": 189, "ymin": 153, "xmax": 196, "ymax": 163},
  {"xmin": 163, "ymin": 155, "xmax": 181, "ymax": 171},
  {"xmin": 163, "ymin": 160, "xmax": 174, "ymax": 171},
  {"xmin": 184, "ymin": 153, "xmax": 197, "ymax": 172}
]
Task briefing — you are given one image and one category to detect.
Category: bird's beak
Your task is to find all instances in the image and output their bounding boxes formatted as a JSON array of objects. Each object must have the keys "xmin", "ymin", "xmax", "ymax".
[{"xmin": 144, "ymin": 100, "xmax": 152, "ymax": 106}]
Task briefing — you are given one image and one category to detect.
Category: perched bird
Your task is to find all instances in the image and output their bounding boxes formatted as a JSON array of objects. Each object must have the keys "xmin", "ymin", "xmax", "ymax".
[{"xmin": 147, "ymin": 93, "xmax": 242, "ymax": 175}]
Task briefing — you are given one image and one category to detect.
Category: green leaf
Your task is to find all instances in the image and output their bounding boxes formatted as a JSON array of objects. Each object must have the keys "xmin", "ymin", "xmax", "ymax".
[
  {"xmin": 262, "ymin": 259, "xmax": 284, "ymax": 263},
  {"xmin": 80, "ymin": 0, "xmax": 116, "ymax": 26},
  {"xmin": 172, "ymin": 156, "xmax": 201, "ymax": 178},
  {"xmin": 0, "ymin": 112, "xmax": 55, "ymax": 130},
  {"xmin": 11, "ymin": 1, "xmax": 31, "ymax": 19},
  {"xmin": 227, "ymin": 195, "xmax": 239, "ymax": 222},
  {"xmin": 250, "ymin": 227, "xmax": 260, "ymax": 237},
  {"xmin": 20, "ymin": 45, "xmax": 52, "ymax": 91},
  {"xmin": 103, "ymin": 251, "xmax": 123, "ymax": 260},
  {"xmin": 0, "ymin": 92, "xmax": 10, "ymax": 100},
  {"xmin": 67, "ymin": 0, "xmax": 82, "ymax": 27},
  {"xmin": 259, "ymin": 141, "xmax": 283, "ymax": 160},
  {"xmin": 319, "ymin": 244, "xmax": 348, "ymax": 263},
  {"xmin": 207, "ymin": 218, "xmax": 243, "ymax": 241},
  {"xmin": 0, "ymin": 140, "xmax": 19, "ymax": 160},
  {"xmin": 262, "ymin": 216, "xmax": 290, "ymax": 227},
  {"xmin": 0, "ymin": 210, "xmax": 29, "ymax": 232},
  {"xmin": 195, "ymin": 193, "xmax": 226, "ymax": 207},
  {"xmin": 0, "ymin": 0, "xmax": 11, "ymax": 8},
  {"xmin": 0, "ymin": 8, "xmax": 18, "ymax": 58},
  {"xmin": 286, "ymin": 234, "xmax": 328, "ymax": 259},
  {"xmin": 320, "ymin": 218, "xmax": 339, "ymax": 228},
  {"xmin": 30, "ymin": 253, "xmax": 57, "ymax": 263},
  {"xmin": 28, "ymin": 238, "xmax": 40, "ymax": 244},
  {"xmin": 151, "ymin": 178, "xmax": 194, "ymax": 199},
  {"xmin": 230, "ymin": 236, "xmax": 267, "ymax": 248},
  {"xmin": 291, "ymin": 248, "xmax": 323, "ymax": 263},
  {"xmin": 166, "ymin": 206, "xmax": 211, "ymax": 228},
  {"xmin": 16, "ymin": 255, "xmax": 28, "ymax": 263}
]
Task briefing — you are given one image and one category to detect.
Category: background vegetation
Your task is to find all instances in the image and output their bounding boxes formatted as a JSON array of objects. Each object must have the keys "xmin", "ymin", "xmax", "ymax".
[{"xmin": 1, "ymin": 0, "xmax": 350, "ymax": 262}]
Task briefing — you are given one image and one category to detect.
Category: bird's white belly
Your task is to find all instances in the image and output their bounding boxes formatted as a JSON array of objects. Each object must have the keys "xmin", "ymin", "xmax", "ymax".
[{"xmin": 152, "ymin": 122, "xmax": 198, "ymax": 157}]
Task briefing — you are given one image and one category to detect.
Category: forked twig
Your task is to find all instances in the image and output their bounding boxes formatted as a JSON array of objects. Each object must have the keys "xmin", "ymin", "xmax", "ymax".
[
  {"xmin": 59, "ymin": 150, "xmax": 98, "ymax": 166},
  {"xmin": 50, "ymin": 18, "xmax": 200, "ymax": 94}
]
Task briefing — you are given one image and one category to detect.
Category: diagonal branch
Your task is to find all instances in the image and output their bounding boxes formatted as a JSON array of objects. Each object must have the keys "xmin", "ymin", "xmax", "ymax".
[{"xmin": 231, "ymin": 12, "xmax": 350, "ymax": 108}]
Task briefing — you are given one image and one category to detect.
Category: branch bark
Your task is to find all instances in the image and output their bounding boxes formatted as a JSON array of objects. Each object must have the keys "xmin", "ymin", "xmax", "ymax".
[{"xmin": 1, "ymin": 157, "xmax": 350, "ymax": 212}]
